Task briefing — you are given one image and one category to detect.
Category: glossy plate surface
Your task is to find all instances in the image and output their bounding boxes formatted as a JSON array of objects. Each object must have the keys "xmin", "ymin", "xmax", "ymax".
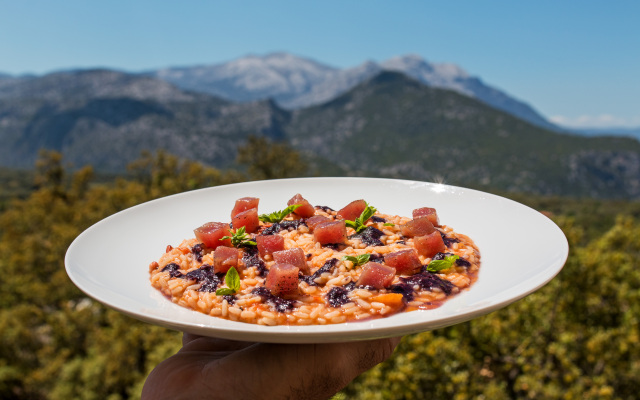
[{"xmin": 65, "ymin": 178, "xmax": 568, "ymax": 343}]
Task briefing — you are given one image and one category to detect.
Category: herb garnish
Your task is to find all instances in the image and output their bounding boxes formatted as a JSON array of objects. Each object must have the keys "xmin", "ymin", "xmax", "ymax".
[
  {"xmin": 426, "ymin": 254, "xmax": 459, "ymax": 272},
  {"xmin": 216, "ymin": 266, "xmax": 240, "ymax": 296},
  {"xmin": 345, "ymin": 204, "xmax": 377, "ymax": 233},
  {"xmin": 221, "ymin": 226, "xmax": 257, "ymax": 248},
  {"xmin": 341, "ymin": 253, "xmax": 371, "ymax": 268},
  {"xmin": 259, "ymin": 204, "xmax": 302, "ymax": 223},
  {"xmin": 383, "ymin": 222, "xmax": 395, "ymax": 227}
]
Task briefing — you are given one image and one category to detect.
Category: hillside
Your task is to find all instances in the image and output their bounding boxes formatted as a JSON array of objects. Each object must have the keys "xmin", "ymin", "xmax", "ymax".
[
  {"xmin": 286, "ymin": 71, "xmax": 640, "ymax": 198},
  {"xmin": 0, "ymin": 69, "xmax": 288, "ymax": 171}
]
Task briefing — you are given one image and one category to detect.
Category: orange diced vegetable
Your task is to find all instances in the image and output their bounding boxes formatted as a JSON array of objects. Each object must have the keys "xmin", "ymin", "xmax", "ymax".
[{"xmin": 371, "ymin": 293, "xmax": 404, "ymax": 308}]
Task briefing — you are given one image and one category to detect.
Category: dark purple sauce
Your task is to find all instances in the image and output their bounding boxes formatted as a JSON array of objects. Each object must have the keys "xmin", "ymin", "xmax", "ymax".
[
  {"xmin": 222, "ymin": 294, "xmax": 236, "ymax": 304},
  {"xmin": 162, "ymin": 263, "xmax": 183, "ymax": 278},
  {"xmin": 262, "ymin": 220, "xmax": 306, "ymax": 235},
  {"xmin": 388, "ymin": 283, "xmax": 415, "ymax": 301},
  {"xmin": 326, "ymin": 286, "xmax": 350, "ymax": 308},
  {"xmin": 242, "ymin": 247, "xmax": 268, "ymax": 277},
  {"xmin": 432, "ymin": 252, "xmax": 450, "ymax": 260},
  {"xmin": 405, "ymin": 272, "xmax": 455, "ymax": 295},
  {"xmin": 349, "ymin": 226, "xmax": 385, "ymax": 247},
  {"xmin": 184, "ymin": 264, "xmax": 221, "ymax": 292},
  {"xmin": 300, "ymin": 258, "xmax": 338, "ymax": 286},
  {"xmin": 441, "ymin": 231, "xmax": 460, "ymax": 247},
  {"xmin": 191, "ymin": 243, "xmax": 205, "ymax": 262},
  {"xmin": 389, "ymin": 271, "xmax": 455, "ymax": 301},
  {"xmin": 432, "ymin": 252, "xmax": 471, "ymax": 268},
  {"xmin": 252, "ymin": 287, "xmax": 295, "ymax": 313},
  {"xmin": 456, "ymin": 258, "xmax": 471, "ymax": 267}
]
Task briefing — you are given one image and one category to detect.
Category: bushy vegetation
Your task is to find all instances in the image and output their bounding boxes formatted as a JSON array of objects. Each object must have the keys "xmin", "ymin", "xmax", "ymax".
[
  {"xmin": 341, "ymin": 215, "xmax": 639, "ymax": 399},
  {"xmin": 0, "ymin": 142, "xmax": 638, "ymax": 399}
]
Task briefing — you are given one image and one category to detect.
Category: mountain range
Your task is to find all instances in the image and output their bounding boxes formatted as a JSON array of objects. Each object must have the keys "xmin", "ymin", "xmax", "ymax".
[
  {"xmin": 283, "ymin": 71, "xmax": 640, "ymax": 197},
  {"xmin": 146, "ymin": 52, "xmax": 558, "ymax": 132},
  {"xmin": 2, "ymin": 54, "xmax": 640, "ymax": 199},
  {"xmin": 0, "ymin": 69, "xmax": 285, "ymax": 171}
]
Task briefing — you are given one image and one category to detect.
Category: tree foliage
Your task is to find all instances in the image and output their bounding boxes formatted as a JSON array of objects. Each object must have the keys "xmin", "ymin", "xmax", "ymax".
[
  {"xmin": 236, "ymin": 135, "xmax": 311, "ymax": 180},
  {"xmin": 0, "ymin": 147, "xmax": 249, "ymax": 399},
  {"xmin": 0, "ymin": 143, "xmax": 639, "ymax": 399}
]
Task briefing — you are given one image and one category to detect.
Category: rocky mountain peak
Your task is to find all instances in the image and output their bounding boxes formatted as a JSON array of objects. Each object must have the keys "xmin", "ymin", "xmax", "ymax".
[{"xmin": 145, "ymin": 52, "xmax": 553, "ymax": 131}]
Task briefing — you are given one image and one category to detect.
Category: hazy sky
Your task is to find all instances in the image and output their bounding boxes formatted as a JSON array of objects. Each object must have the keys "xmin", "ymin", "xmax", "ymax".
[{"xmin": 2, "ymin": 1, "xmax": 638, "ymax": 129}]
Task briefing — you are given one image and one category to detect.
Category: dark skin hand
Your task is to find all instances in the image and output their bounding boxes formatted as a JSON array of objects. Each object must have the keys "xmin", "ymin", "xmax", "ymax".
[{"xmin": 142, "ymin": 333, "xmax": 401, "ymax": 400}]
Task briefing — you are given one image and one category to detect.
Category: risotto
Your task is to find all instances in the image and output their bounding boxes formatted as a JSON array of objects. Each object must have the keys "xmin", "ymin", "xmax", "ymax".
[{"xmin": 149, "ymin": 194, "xmax": 480, "ymax": 326}]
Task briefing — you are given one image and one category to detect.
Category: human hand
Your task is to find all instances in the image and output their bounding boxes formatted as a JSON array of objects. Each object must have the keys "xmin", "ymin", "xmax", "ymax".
[{"xmin": 142, "ymin": 333, "xmax": 401, "ymax": 400}]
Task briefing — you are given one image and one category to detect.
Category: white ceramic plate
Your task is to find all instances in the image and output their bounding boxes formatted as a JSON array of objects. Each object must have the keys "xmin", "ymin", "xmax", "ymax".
[{"xmin": 65, "ymin": 177, "xmax": 568, "ymax": 343}]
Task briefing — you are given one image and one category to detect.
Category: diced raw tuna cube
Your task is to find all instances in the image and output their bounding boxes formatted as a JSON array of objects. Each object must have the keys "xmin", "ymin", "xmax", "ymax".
[
  {"xmin": 273, "ymin": 248, "xmax": 310, "ymax": 275},
  {"xmin": 265, "ymin": 263, "xmax": 300, "ymax": 297},
  {"xmin": 213, "ymin": 246, "xmax": 239, "ymax": 273},
  {"xmin": 314, "ymin": 220, "xmax": 347, "ymax": 245},
  {"xmin": 336, "ymin": 199, "xmax": 367, "ymax": 221},
  {"xmin": 384, "ymin": 249, "xmax": 422, "ymax": 275},
  {"xmin": 232, "ymin": 207, "xmax": 259, "ymax": 233},
  {"xmin": 400, "ymin": 216, "xmax": 435, "ymax": 237},
  {"xmin": 256, "ymin": 234, "xmax": 285, "ymax": 257},
  {"xmin": 413, "ymin": 207, "xmax": 440, "ymax": 226},
  {"xmin": 356, "ymin": 262, "xmax": 396, "ymax": 289},
  {"xmin": 287, "ymin": 194, "xmax": 316, "ymax": 218},
  {"xmin": 231, "ymin": 197, "xmax": 259, "ymax": 218},
  {"xmin": 414, "ymin": 231, "xmax": 446, "ymax": 258},
  {"xmin": 306, "ymin": 215, "xmax": 330, "ymax": 232},
  {"xmin": 194, "ymin": 222, "xmax": 232, "ymax": 249}
]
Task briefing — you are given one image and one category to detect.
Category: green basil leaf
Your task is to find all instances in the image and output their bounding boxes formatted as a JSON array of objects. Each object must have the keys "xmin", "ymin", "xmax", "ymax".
[
  {"xmin": 216, "ymin": 267, "xmax": 241, "ymax": 296},
  {"xmin": 223, "ymin": 226, "xmax": 256, "ymax": 248},
  {"xmin": 344, "ymin": 220, "xmax": 358, "ymax": 230},
  {"xmin": 360, "ymin": 205, "xmax": 376, "ymax": 224},
  {"xmin": 341, "ymin": 253, "xmax": 371, "ymax": 267},
  {"xmin": 225, "ymin": 266, "xmax": 240, "ymax": 292},
  {"xmin": 356, "ymin": 253, "xmax": 371, "ymax": 265},
  {"xmin": 215, "ymin": 288, "xmax": 235, "ymax": 296},
  {"xmin": 342, "ymin": 255, "xmax": 357, "ymax": 263},
  {"xmin": 259, "ymin": 204, "xmax": 302, "ymax": 223},
  {"xmin": 427, "ymin": 255, "xmax": 459, "ymax": 272},
  {"xmin": 346, "ymin": 204, "xmax": 377, "ymax": 233}
]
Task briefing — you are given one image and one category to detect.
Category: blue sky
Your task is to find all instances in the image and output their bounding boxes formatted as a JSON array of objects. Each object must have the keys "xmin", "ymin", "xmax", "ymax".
[{"xmin": 2, "ymin": 1, "xmax": 639, "ymax": 129}]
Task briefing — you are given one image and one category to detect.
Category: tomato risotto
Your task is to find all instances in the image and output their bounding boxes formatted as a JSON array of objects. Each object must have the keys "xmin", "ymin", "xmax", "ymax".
[{"xmin": 149, "ymin": 194, "xmax": 480, "ymax": 326}]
